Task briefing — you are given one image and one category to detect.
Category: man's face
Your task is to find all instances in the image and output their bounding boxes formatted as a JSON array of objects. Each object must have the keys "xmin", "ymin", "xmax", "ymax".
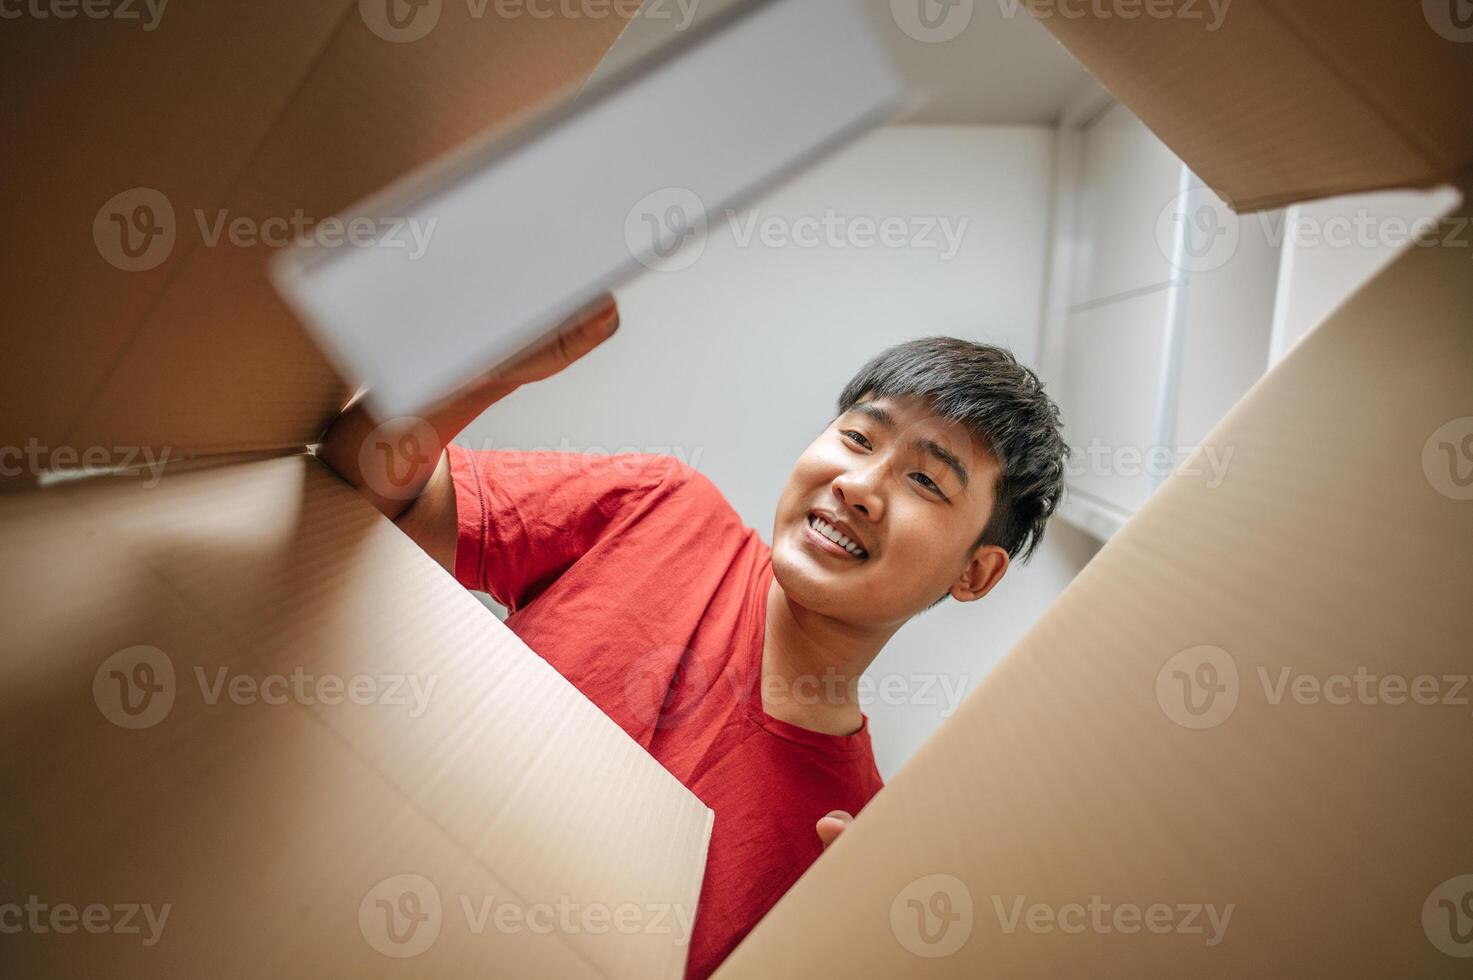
[{"xmin": 770, "ymin": 394, "xmax": 1008, "ymax": 628}]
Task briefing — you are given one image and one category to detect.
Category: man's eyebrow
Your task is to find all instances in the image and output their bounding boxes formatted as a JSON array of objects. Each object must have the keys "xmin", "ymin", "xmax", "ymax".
[
  {"xmin": 845, "ymin": 402, "xmax": 895, "ymax": 429},
  {"xmin": 844, "ymin": 403, "xmax": 972, "ymax": 491},
  {"xmin": 915, "ymin": 437, "xmax": 970, "ymax": 491}
]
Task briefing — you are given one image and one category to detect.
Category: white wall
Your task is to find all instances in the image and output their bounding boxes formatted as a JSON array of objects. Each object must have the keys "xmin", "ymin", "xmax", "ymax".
[
  {"xmin": 1269, "ymin": 185, "xmax": 1464, "ymax": 365},
  {"xmin": 459, "ymin": 124, "xmax": 1100, "ymax": 778}
]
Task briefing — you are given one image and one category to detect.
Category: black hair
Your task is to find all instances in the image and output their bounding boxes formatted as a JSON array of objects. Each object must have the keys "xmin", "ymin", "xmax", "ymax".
[{"xmin": 836, "ymin": 336, "xmax": 1068, "ymax": 575}]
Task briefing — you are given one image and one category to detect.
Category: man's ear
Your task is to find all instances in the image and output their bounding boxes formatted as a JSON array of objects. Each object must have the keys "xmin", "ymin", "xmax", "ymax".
[{"xmin": 950, "ymin": 544, "xmax": 1009, "ymax": 603}]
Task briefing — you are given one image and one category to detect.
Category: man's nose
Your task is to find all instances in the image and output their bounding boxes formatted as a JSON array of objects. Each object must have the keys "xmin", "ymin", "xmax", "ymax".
[{"xmin": 833, "ymin": 464, "xmax": 883, "ymax": 521}]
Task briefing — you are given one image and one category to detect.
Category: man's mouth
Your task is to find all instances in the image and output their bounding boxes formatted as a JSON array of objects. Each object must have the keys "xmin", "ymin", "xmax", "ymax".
[{"xmin": 805, "ymin": 513, "xmax": 868, "ymax": 560}]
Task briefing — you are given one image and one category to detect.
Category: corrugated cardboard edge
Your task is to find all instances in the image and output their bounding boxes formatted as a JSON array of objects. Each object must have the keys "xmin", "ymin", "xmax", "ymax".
[{"xmin": 1025, "ymin": 0, "xmax": 1473, "ymax": 213}]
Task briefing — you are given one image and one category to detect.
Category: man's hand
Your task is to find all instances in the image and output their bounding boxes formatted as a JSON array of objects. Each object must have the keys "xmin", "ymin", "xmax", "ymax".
[
  {"xmin": 482, "ymin": 294, "xmax": 620, "ymax": 390},
  {"xmin": 315, "ymin": 295, "xmax": 622, "ymax": 563},
  {"xmin": 816, "ymin": 810, "xmax": 853, "ymax": 850}
]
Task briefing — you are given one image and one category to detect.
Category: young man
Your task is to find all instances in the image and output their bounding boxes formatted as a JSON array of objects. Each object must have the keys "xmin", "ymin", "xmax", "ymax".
[{"xmin": 318, "ymin": 295, "xmax": 1068, "ymax": 978}]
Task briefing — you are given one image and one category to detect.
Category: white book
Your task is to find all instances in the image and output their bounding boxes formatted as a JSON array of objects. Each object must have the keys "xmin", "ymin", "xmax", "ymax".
[{"xmin": 272, "ymin": 0, "xmax": 907, "ymax": 419}]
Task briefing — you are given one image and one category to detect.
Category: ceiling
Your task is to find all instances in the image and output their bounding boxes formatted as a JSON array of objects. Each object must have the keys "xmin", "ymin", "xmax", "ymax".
[{"xmin": 590, "ymin": 0, "xmax": 1093, "ymax": 125}]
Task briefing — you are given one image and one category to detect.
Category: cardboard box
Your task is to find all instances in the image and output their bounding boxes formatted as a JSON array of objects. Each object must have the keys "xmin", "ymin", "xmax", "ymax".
[
  {"xmin": 1, "ymin": 6, "xmax": 714, "ymax": 979},
  {"xmin": 714, "ymin": 3, "xmax": 1473, "ymax": 977},
  {"xmin": 4, "ymin": 2, "xmax": 1471, "ymax": 979}
]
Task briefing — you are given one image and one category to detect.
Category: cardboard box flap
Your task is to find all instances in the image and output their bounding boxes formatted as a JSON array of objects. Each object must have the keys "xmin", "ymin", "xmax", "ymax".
[
  {"xmin": 714, "ymin": 198, "xmax": 1472, "ymax": 976},
  {"xmin": 1026, "ymin": 0, "xmax": 1473, "ymax": 212},
  {"xmin": 0, "ymin": 455, "xmax": 712, "ymax": 979},
  {"xmin": 1, "ymin": 0, "xmax": 632, "ymax": 484}
]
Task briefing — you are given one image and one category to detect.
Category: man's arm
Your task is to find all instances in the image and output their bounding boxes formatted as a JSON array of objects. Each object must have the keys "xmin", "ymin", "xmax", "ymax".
[{"xmin": 316, "ymin": 295, "xmax": 622, "ymax": 573}]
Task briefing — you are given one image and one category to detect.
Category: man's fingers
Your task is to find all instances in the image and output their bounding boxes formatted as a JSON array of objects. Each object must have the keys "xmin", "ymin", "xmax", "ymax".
[
  {"xmin": 492, "ymin": 293, "xmax": 620, "ymax": 385},
  {"xmin": 549, "ymin": 294, "xmax": 620, "ymax": 368},
  {"xmin": 816, "ymin": 810, "xmax": 853, "ymax": 850}
]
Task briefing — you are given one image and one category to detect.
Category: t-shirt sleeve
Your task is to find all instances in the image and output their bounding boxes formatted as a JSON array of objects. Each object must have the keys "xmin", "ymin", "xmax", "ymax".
[{"xmin": 446, "ymin": 442, "xmax": 689, "ymax": 612}]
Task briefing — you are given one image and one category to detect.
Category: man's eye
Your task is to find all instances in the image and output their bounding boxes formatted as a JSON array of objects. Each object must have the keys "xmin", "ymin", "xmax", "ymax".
[
  {"xmin": 911, "ymin": 472, "xmax": 947, "ymax": 498},
  {"xmin": 842, "ymin": 430, "xmax": 872, "ymax": 450}
]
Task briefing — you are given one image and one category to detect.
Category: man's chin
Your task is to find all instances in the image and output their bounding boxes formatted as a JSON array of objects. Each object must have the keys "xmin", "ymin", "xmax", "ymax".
[{"xmin": 771, "ymin": 540, "xmax": 862, "ymax": 614}]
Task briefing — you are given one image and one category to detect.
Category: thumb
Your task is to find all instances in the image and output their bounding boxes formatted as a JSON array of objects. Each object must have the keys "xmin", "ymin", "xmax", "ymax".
[{"xmin": 815, "ymin": 810, "xmax": 853, "ymax": 850}]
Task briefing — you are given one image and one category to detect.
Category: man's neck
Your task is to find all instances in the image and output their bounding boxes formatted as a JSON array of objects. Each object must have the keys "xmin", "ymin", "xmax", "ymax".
[{"xmin": 760, "ymin": 577, "xmax": 902, "ymax": 737}]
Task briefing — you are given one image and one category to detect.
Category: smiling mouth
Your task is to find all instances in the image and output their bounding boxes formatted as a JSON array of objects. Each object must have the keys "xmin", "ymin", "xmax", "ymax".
[{"xmin": 805, "ymin": 513, "xmax": 868, "ymax": 560}]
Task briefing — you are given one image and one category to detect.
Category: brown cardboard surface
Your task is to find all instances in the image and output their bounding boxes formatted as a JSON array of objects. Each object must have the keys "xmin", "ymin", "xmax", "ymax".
[
  {"xmin": 1, "ymin": 0, "xmax": 633, "ymax": 483},
  {"xmin": 714, "ymin": 200, "xmax": 1473, "ymax": 976},
  {"xmin": 1025, "ymin": 0, "xmax": 1473, "ymax": 212},
  {"xmin": 0, "ymin": 454, "xmax": 712, "ymax": 978}
]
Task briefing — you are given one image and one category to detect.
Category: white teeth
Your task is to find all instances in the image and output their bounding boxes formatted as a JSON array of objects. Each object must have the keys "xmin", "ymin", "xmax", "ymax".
[{"xmin": 809, "ymin": 515, "xmax": 866, "ymax": 558}]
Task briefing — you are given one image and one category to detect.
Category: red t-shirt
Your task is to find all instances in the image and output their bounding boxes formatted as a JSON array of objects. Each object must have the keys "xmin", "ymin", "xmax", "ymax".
[{"xmin": 447, "ymin": 444, "xmax": 883, "ymax": 979}]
